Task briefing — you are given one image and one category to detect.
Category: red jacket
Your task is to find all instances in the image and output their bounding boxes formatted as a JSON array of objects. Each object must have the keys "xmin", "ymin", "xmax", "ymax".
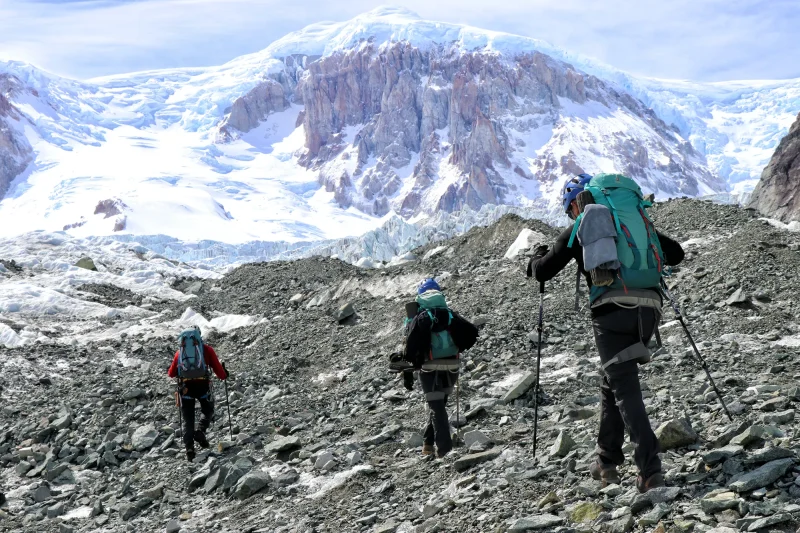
[{"xmin": 168, "ymin": 344, "xmax": 227, "ymax": 380}]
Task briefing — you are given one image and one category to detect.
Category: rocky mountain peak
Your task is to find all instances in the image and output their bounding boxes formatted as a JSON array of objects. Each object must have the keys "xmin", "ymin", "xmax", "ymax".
[{"xmin": 748, "ymin": 112, "xmax": 800, "ymax": 222}]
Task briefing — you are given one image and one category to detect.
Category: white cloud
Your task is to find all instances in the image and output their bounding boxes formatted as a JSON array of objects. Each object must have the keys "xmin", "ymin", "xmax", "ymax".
[{"xmin": 1, "ymin": 0, "xmax": 798, "ymax": 82}]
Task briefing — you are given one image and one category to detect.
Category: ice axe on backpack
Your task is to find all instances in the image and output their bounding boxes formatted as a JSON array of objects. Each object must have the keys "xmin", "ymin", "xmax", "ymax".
[{"xmin": 660, "ymin": 278, "xmax": 733, "ymax": 422}]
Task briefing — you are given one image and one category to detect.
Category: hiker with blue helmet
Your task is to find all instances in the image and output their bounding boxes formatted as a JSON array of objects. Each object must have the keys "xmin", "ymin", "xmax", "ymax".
[
  {"xmin": 399, "ymin": 278, "xmax": 478, "ymax": 459},
  {"xmin": 528, "ymin": 173, "xmax": 685, "ymax": 494}
]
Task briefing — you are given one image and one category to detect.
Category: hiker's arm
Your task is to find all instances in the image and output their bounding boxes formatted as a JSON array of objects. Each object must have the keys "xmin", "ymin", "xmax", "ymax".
[
  {"xmin": 167, "ymin": 351, "xmax": 179, "ymax": 378},
  {"xmin": 656, "ymin": 231, "xmax": 685, "ymax": 266},
  {"xmin": 204, "ymin": 345, "xmax": 228, "ymax": 380},
  {"xmin": 530, "ymin": 225, "xmax": 577, "ymax": 283}
]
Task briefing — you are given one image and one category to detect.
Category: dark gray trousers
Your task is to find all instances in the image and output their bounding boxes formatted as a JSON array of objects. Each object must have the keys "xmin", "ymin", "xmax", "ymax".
[
  {"xmin": 592, "ymin": 306, "xmax": 662, "ymax": 478},
  {"xmin": 419, "ymin": 369, "xmax": 458, "ymax": 456}
]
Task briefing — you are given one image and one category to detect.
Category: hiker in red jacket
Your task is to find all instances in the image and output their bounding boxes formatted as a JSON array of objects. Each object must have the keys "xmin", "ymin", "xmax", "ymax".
[{"xmin": 168, "ymin": 328, "xmax": 228, "ymax": 461}]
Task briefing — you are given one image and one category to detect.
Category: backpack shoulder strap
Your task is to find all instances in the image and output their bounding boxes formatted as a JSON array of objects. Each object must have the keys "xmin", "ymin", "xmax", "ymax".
[{"xmin": 567, "ymin": 214, "xmax": 583, "ymax": 248}]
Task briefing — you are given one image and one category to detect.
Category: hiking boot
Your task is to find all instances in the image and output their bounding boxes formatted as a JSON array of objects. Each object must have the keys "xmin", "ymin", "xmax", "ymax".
[
  {"xmin": 636, "ymin": 472, "xmax": 665, "ymax": 493},
  {"xmin": 186, "ymin": 447, "xmax": 196, "ymax": 462},
  {"xmin": 422, "ymin": 444, "xmax": 434, "ymax": 456},
  {"xmin": 194, "ymin": 430, "xmax": 210, "ymax": 449},
  {"xmin": 589, "ymin": 459, "xmax": 621, "ymax": 486}
]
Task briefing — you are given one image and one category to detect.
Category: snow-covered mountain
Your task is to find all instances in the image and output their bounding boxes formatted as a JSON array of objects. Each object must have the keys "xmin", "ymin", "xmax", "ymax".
[{"xmin": 0, "ymin": 6, "xmax": 798, "ymax": 247}]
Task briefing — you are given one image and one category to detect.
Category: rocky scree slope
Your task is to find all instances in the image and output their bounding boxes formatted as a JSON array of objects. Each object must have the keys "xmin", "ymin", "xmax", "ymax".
[
  {"xmin": 749, "ymin": 112, "xmax": 800, "ymax": 223},
  {"xmin": 2, "ymin": 200, "xmax": 800, "ymax": 532},
  {"xmin": 221, "ymin": 42, "xmax": 721, "ymax": 217}
]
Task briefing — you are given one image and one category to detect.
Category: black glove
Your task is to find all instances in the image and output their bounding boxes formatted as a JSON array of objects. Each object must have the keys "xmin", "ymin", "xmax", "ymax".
[
  {"xmin": 403, "ymin": 370, "xmax": 414, "ymax": 391},
  {"xmin": 222, "ymin": 362, "xmax": 231, "ymax": 380},
  {"xmin": 533, "ymin": 244, "xmax": 549, "ymax": 258}
]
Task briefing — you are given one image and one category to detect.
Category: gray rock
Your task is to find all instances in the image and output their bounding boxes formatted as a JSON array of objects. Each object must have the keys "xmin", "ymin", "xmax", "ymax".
[
  {"xmin": 463, "ymin": 430, "xmax": 490, "ymax": 450},
  {"xmin": 655, "ymin": 418, "xmax": 698, "ymax": 449},
  {"xmin": 630, "ymin": 486, "xmax": 681, "ymax": 513},
  {"xmin": 726, "ymin": 288, "xmax": 747, "ymax": 306},
  {"xmin": 75, "ymin": 257, "xmax": 97, "ymax": 271},
  {"xmin": 454, "ymin": 448, "xmax": 502, "ymax": 472},
  {"xmin": 122, "ymin": 388, "xmax": 145, "ymax": 400},
  {"xmin": 264, "ymin": 436, "xmax": 301, "ymax": 453},
  {"xmin": 745, "ymin": 512, "xmax": 791, "ymax": 531},
  {"xmin": 502, "ymin": 372, "xmax": 536, "ymax": 404},
  {"xmin": 637, "ymin": 502, "xmax": 671, "ymax": 526},
  {"xmin": 728, "ymin": 458, "xmax": 794, "ymax": 492},
  {"xmin": 273, "ymin": 468, "xmax": 299, "ymax": 487},
  {"xmin": 47, "ymin": 501, "xmax": 65, "ymax": 518},
  {"xmin": 335, "ymin": 302, "xmax": 356, "ymax": 322},
  {"xmin": 760, "ymin": 409, "xmax": 795, "ymax": 425},
  {"xmin": 549, "ymin": 430, "xmax": 575, "ymax": 458},
  {"xmin": 315, "ymin": 451, "xmax": 335, "ymax": 470},
  {"xmin": 346, "ymin": 451, "xmax": 362, "ymax": 466},
  {"xmin": 33, "ymin": 484, "xmax": 51, "ymax": 503},
  {"xmin": 744, "ymin": 446, "xmax": 795, "ymax": 464},
  {"xmin": 119, "ymin": 503, "xmax": 138, "ymax": 521},
  {"xmin": 166, "ymin": 519, "xmax": 181, "ymax": 533},
  {"xmin": 234, "ymin": 471, "xmax": 271, "ymax": 500},
  {"xmin": 700, "ymin": 491, "xmax": 741, "ymax": 514},
  {"xmin": 703, "ymin": 445, "xmax": 744, "ymax": 465},
  {"xmin": 405, "ymin": 433, "xmax": 424, "ymax": 448},
  {"xmin": 730, "ymin": 425, "xmax": 773, "ymax": 447},
  {"xmin": 131, "ymin": 424, "xmax": 158, "ymax": 451},
  {"xmin": 203, "ymin": 466, "xmax": 228, "ymax": 493},
  {"xmin": 222, "ymin": 466, "xmax": 245, "ymax": 492},
  {"xmin": 508, "ymin": 514, "xmax": 564, "ymax": 531}
]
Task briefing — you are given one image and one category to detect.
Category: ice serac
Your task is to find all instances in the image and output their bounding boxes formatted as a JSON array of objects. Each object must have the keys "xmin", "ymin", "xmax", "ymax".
[
  {"xmin": 749, "ymin": 112, "xmax": 800, "ymax": 222},
  {"xmin": 0, "ymin": 74, "xmax": 33, "ymax": 200}
]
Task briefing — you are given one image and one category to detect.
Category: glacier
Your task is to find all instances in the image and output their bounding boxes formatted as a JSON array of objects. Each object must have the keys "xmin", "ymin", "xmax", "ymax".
[{"xmin": 0, "ymin": 6, "xmax": 797, "ymax": 248}]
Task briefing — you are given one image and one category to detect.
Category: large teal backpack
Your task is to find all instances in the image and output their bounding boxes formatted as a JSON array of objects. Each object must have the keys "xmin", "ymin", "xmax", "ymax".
[
  {"xmin": 567, "ymin": 174, "xmax": 665, "ymax": 302},
  {"xmin": 416, "ymin": 291, "xmax": 460, "ymax": 359},
  {"xmin": 177, "ymin": 327, "xmax": 207, "ymax": 379}
]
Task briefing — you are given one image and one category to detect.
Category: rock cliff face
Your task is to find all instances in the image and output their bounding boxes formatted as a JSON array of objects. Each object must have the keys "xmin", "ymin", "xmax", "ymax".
[
  {"xmin": 219, "ymin": 43, "xmax": 721, "ymax": 216},
  {"xmin": 748, "ymin": 112, "xmax": 800, "ymax": 222},
  {"xmin": 0, "ymin": 74, "xmax": 33, "ymax": 200}
]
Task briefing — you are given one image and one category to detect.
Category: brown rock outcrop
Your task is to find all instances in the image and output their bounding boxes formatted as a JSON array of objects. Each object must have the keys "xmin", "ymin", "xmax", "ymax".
[{"xmin": 748, "ymin": 112, "xmax": 800, "ymax": 222}]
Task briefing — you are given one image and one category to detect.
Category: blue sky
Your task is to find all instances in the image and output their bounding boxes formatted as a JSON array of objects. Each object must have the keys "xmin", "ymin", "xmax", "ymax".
[{"xmin": 1, "ymin": 0, "xmax": 798, "ymax": 82}]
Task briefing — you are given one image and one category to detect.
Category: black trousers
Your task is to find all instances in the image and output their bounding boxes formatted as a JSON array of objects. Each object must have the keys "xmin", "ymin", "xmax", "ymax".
[
  {"xmin": 419, "ymin": 369, "xmax": 458, "ymax": 456},
  {"xmin": 180, "ymin": 381, "xmax": 214, "ymax": 449},
  {"xmin": 592, "ymin": 306, "xmax": 662, "ymax": 478}
]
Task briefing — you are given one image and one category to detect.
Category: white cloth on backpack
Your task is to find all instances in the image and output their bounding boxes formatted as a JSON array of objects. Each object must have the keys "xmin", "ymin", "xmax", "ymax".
[{"xmin": 578, "ymin": 204, "xmax": 621, "ymax": 271}]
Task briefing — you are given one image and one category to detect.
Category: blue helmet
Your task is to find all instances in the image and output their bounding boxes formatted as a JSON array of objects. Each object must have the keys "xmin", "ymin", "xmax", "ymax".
[
  {"xmin": 417, "ymin": 278, "xmax": 441, "ymax": 294},
  {"xmin": 561, "ymin": 173, "xmax": 593, "ymax": 214}
]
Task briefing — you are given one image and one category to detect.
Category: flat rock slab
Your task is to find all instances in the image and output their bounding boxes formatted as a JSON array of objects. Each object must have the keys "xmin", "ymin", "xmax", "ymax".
[
  {"xmin": 264, "ymin": 436, "xmax": 301, "ymax": 453},
  {"xmin": 728, "ymin": 458, "xmax": 794, "ymax": 492},
  {"xmin": 630, "ymin": 486, "xmax": 681, "ymax": 513},
  {"xmin": 508, "ymin": 514, "xmax": 564, "ymax": 531},
  {"xmin": 454, "ymin": 448, "xmax": 502, "ymax": 472},
  {"xmin": 503, "ymin": 372, "xmax": 536, "ymax": 404}
]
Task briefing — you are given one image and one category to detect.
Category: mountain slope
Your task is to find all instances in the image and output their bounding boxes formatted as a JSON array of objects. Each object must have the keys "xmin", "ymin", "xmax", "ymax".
[
  {"xmin": 0, "ymin": 7, "xmax": 796, "ymax": 245},
  {"xmin": 748, "ymin": 111, "xmax": 800, "ymax": 222}
]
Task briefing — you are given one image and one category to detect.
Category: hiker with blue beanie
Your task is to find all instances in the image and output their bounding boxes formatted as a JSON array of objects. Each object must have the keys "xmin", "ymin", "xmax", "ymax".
[
  {"xmin": 399, "ymin": 278, "xmax": 478, "ymax": 459},
  {"xmin": 528, "ymin": 173, "xmax": 685, "ymax": 493}
]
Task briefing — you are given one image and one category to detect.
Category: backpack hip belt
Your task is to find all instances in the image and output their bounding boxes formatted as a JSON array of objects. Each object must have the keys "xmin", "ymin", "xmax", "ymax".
[
  {"xmin": 421, "ymin": 359, "xmax": 460, "ymax": 371},
  {"xmin": 591, "ymin": 288, "xmax": 662, "ymax": 311}
]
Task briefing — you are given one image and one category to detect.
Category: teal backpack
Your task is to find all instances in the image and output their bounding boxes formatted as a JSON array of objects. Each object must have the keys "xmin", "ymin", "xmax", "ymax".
[
  {"xmin": 177, "ymin": 327, "xmax": 207, "ymax": 379},
  {"xmin": 416, "ymin": 291, "xmax": 460, "ymax": 359},
  {"xmin": 567, "ymin": 174, "xmax": 665, "ymax": 302}
]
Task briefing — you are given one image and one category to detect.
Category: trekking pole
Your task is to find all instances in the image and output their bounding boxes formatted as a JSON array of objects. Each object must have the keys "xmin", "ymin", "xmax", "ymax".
[
  {"xmin": 222, "ymin": 363, "xmax": 233, "ymax": 440},
  {"xmin": 175, "ymin": 380, "xmax": 183, "ymax": 443},
  {"xmin": 533, "ymin": 281, "xmax": 545, "ymax": 457},
  {"xmin": 660, "ymin": 279, "xmax": 733, "ymax": 422}
]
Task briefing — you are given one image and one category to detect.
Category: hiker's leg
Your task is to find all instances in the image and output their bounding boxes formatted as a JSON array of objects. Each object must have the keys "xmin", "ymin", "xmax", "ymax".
[
  {"xmin": 180, "ymin": 397, "xmax": 196, "ymax": 448},
  {"xmin": 198, "ymin": 396, "xmax": 214, "ymax": 433},
  {"xmin": 597, "ymin": 375, "xmax": 625, "ymax": 466},
  {"xmin": 605, "ymin": 360, "xmax": 661, "ymax": 477},
  {"xmin": 432, "ymin": 370, "xmax": 455, "ymax": 456},
  {"xmin": 594, "ymin": 308, "xmax": 661, "ymax": 477},
  {"xmin": 419, "ymin": 371, "xmax": 436, "ymax": 446}
]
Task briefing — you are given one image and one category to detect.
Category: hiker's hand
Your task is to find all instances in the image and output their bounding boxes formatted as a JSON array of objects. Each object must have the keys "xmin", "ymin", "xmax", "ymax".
[
  {"xmin": 403, "ymin": 370, "xmax": 414, "ymax": 391},
  {"xmin": 533, "ymin": 244, "xmax": 549, "ymax": 258}
]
